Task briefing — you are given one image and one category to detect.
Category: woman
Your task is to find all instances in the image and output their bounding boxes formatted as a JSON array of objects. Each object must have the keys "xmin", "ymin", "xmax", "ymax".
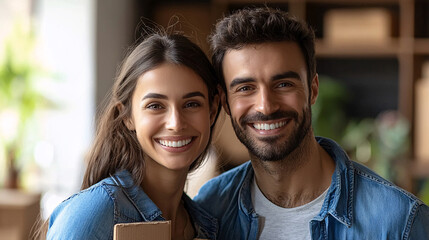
[{"xmin": 45, "ymin": 32, "xmax": 220, "ymax": 239}]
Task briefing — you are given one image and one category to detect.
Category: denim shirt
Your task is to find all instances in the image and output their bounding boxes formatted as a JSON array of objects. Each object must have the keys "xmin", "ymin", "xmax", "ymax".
[
  {"xmin": 194, "ymin": 137, "xmax": 429, "ymax": 240},
  {"xmin": 47, "ymin": 170, "xmax": 218, "ymax": 239}
]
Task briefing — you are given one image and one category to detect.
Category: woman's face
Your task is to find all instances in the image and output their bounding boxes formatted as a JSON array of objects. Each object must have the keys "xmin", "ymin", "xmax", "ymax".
[{"xmin": 127, "ymin": 63, "xmax": 216, "ymax": 172}]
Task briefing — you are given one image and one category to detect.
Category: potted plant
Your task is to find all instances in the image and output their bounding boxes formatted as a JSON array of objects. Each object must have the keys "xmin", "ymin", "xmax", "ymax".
[{"xmin": 0, "ymin": 23, "xmax": 51, "ymax": 188}]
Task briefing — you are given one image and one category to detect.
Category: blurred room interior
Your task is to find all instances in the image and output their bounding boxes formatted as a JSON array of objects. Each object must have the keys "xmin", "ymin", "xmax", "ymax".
[{"xmin": 1, "ymin": 0, "xmax": 429, "ymax": 239}]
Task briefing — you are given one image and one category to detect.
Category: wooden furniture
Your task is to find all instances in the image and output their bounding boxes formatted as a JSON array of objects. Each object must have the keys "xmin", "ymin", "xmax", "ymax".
[
  {"xmin": 147, "ymin": 0, "xmax": 429, "ymax": 192},
  {"xmin": 213, "ymin": 0, "xmax": 428, "ymax": 131},
  {"xmin": 0, "ymin": 189, "xmax": 41, "ymax": 240}
]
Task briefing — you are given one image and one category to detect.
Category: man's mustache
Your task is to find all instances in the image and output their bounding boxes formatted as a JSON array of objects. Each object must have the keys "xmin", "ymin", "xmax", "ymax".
[{"xmin": 240, "ymin": 111, "xmax": 298, "ymax": 126}]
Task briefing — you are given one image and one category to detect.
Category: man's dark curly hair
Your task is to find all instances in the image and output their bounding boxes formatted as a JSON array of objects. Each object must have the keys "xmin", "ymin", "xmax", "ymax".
[{"xmin": 210, "ymin": 7, "xmax": 316, "ymax": 93}]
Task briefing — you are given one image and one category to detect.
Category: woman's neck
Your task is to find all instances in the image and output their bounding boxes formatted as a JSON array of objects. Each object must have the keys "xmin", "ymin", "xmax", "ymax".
[{"xmin": 141, "ymin": 160, "xmax": 191, "ymax": 239}]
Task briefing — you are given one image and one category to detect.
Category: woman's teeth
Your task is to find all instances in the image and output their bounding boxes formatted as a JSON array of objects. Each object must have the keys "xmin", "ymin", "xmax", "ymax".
[
  {"xmin": 253, "ymin": 121, "xmax": 286, "ymax": 130},
  {"xmin": 158, "ymin": 139, "xmax": 192, "ymax": 148}
]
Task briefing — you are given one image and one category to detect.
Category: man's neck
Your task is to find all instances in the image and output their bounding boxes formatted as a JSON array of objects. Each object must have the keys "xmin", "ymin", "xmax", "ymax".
[{"xmin": 251, "ymin": 135, "xmax": 335, "ymax": 208}]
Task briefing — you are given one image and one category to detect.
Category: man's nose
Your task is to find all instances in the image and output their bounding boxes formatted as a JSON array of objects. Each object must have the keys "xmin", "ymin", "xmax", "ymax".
[
  {"xmin": 165, "ymin": 108, "xmax": 186, "ymax": 131},
  {"xmin": 254, "ymin": 88, "xmax": 280, "ymax": 116}
]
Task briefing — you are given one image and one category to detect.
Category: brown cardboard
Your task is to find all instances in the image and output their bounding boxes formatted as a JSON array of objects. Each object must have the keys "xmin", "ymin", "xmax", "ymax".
[
  {"xmin": 324, "ymin": 8, "xmax": 392, "ymax": 45},
  {"xmin": 113, "ymin": 221, "xmax": 171, "ymax": 240}
]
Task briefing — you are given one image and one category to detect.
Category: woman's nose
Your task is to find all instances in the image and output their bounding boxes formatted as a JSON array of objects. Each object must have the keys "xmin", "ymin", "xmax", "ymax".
[{"xmin": 165, "ymin": 108, "xmax": 186, "ymax": 131}]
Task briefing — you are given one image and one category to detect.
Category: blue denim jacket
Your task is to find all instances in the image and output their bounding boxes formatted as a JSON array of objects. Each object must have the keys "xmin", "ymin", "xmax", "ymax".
[
  {"xmin": 47, "ymin": 170, "xmax": 218, "ymax": 239},
  {"xmin": 194, "ymin": 137, "xmax": 429, "ymax": 239}
]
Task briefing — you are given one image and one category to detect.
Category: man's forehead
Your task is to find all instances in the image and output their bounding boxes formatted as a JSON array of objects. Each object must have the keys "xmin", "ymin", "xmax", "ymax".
[{"xmin": 222, "ymin": 42, "xmax": 305, "ymax": 70}]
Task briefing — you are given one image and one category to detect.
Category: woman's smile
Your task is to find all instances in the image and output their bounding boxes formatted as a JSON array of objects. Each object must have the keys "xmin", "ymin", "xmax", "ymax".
[{"xmin": 128, "ymin": 63, "xmax": 213, "ymax": 171}]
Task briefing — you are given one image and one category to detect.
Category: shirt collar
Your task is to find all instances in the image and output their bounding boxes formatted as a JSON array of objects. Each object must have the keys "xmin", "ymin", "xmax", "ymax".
[
  {"xmin": 183, "ymin": 193, "xmax": 218, "ymax": 239},
  {"xmin": 111, "ymin": 170, "xmax": 218, "ymax": 238},
  {"xmin": 110, "ymin": 170, "xmax": 162, "ymax": 221},
  {"xmin": 316, "ymin": 137, "xmax": 354, "ymax": 228},
  {"xmin": 237, "ymin": 137, "xmax": 354, "ymax": 228},
  {"xmin": 238, "ymin": 161, "xmax": 258, "ymax": 218}
]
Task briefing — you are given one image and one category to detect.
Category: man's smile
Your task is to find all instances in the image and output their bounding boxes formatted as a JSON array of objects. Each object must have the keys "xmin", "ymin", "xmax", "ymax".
[{"xmin": 252, "ymin": 120, "xmax": 288, "ymax": 131}]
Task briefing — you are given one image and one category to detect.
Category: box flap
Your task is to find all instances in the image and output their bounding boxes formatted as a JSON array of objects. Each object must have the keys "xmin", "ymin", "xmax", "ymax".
[{"xmin": 114, "ymin": 221, "xmax": 171, "ymax": 240}]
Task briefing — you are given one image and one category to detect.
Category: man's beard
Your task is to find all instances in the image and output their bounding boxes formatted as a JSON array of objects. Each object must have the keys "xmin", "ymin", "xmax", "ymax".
[{"xmin": 230, "ymin": 107, "xmax": 312, "ymax": 162}]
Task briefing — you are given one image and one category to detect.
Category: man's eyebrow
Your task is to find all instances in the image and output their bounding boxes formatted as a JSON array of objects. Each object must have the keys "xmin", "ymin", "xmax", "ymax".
[
  {"xmin": 229, "ymin": 72, "xmax": 301, "ymax": 89},
  {"xmin": 271, "ymin": 71, "xmax": 301, "ymax": 81},
  {"xmin": 229, "ymin": 77, "xmax": 255, "ymax": 89},
  {"xmin": 183, "ymin": 91, "xmax": 205, "ymax": 99},
  {"xmin": 142, "ymin": 93, "xmax": 167, "ymax": 100}
]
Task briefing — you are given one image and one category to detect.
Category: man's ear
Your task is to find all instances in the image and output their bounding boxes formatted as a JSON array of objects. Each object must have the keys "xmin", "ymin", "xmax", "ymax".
[
  {"xmin": 117, "ymin": 103, "xmax": 135, "ymax": 130},
  {"xmin": 218, "ymin": 85, "xmax": 231, "ymax": 115},
  {"xmin": 210, "ymin": 94, "xmax": 220, "ymax": 127},
  {"xmin": 310, "ymin": 73, "xmax": 319, "ymax": 105}
]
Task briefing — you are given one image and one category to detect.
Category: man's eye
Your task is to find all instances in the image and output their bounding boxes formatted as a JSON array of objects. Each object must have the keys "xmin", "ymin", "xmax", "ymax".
[
  {"xmin": 237, "ymin": 86, "xmax": 253, "ymax": 92},
  {"xmin": 278, "ymin": 82, "xmax": 292, "ymax": 88}
]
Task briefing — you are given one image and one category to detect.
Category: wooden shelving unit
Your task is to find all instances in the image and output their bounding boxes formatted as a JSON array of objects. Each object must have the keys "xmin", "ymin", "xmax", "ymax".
[
  {"xmin": 148, "ymin": 0, "xmax": 429, "ymax": 192},
  {"xmin": 315, "ymin": 40, "xmax": 401, "ymax": 57},
  {"xmin": 212, "ymin": 0, "xmax": 426, "ymax": 122},
  {"xmin": 212, "ymin": 0, "xmax": 429, "ymax": 182}
]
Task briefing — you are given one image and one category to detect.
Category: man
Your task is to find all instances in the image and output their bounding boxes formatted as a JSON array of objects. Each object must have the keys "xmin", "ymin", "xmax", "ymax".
[{"xmin": 194, "ymin": 7, "xmax": 429, "ymax": 239}]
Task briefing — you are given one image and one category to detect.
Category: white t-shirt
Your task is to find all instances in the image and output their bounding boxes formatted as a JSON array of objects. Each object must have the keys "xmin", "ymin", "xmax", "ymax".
[{"xmin": 251, "ymin": 177, "xmax": 328, "ymax": 240}]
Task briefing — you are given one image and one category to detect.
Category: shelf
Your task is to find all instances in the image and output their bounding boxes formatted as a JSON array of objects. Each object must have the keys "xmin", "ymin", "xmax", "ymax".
[
  {"xmin": 213, "ymin": 0, "xmax": 400, "ymax": 3},
  {"xmin": 316, "ymin": 39, "xmax": 429, "ymax": 57},
  {"xmin": 414, "ymin": 39, "xmax": 429, "ymax": 55},
  {"xmin": 200, "ymin": 0, "xmax": 429, "ymax": 193},
  {"xmin": 315, "ymin": 39, "xmax": 401, "ymax": 57},
  {"xmin": 306, "ymin": 0, "xmax": 399, "ymax": 4}
]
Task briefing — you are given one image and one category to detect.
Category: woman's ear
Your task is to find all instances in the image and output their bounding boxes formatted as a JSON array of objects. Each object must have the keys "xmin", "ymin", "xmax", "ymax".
[
  {"xmin": 117, "ymin": 103, "xmax": 135, "ymax": 130},
  {"xmin": 124, "ymin": 118, "xmax": 135, "ymax": 131}
]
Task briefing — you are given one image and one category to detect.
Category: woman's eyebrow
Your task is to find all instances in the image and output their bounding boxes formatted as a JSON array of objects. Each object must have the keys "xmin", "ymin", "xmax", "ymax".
[
  {"xmin": 142, "ymin": 93, "xmax": 167, "ymax": 101},
  {"xmin": 142, "ymin": 92, "xmax": 205, "ymax": 101},
  {"xmin": 183, "ymin": 91, "xmax": 205, "ymax": 99}
]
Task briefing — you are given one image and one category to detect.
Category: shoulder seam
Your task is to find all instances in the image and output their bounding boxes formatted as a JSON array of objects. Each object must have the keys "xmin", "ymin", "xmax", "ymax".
[
  {"xmin": 354, "ymin": 167, "xmax": 421, "ymax": 203},
  {"xmin": 101, "ymin": 182, "xmax": 119, "ymax": 223}
]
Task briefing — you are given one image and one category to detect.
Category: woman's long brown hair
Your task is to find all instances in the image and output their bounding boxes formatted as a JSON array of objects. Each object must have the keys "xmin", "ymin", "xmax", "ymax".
[{"xmin": 32, "ymin": 31, "xmax": 220, "ymax": 239}]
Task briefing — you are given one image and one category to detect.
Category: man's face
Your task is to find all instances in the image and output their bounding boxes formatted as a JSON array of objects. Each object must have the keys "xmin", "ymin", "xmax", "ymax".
[{"xmin": 221, "ymin": 42, "xmax": 318, "ymax": 162}]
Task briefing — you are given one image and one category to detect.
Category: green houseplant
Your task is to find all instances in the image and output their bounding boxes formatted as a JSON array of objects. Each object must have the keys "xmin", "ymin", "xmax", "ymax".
[
  {"xmin": 312, "ymin": 76, "xmax": 410, "ymax": 183},
  {"xmin": 0, "ymin": 23, "xmax": 51, "ymax": 188}
]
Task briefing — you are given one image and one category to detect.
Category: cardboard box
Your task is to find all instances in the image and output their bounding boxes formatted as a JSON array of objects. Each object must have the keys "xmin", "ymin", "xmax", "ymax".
[
  {"xmin": 324, "ymin": 8, "xmax": 392, "ymax": 45},
  {"xmin": 114, "ymin": 221, "xmax": 171, "ymax": 240},
  {"xmin": 415, "ymin": 78, "xmax": 429, "ymax": 162}
]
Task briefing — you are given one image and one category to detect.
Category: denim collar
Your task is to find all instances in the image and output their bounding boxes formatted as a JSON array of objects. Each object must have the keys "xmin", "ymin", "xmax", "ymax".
[
  {"xmin": 315, "ymin": 137, "xmax": 354, "ymax": 228},
  {"xmin": 110, "ymin": 170, "xmax": 218, "ymax": 238},
  {"xmin": 238, "ymin": 137, "xmax": 354, "ymax": 227},
  {"xmin": 183, "ymin": 192, "xmax": 218, "ymax": 239},
  {"xmin": 110, "ymin": 170, "xmax": 162, "ymax": 221}
]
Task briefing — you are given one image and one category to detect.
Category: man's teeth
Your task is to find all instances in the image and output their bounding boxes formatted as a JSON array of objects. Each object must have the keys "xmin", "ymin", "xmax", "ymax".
[
  {"xmin": 159, "ymin": 139, "xmax": 192, "ymax": 148},
  {"xmin": 253, "ymin": 121, "xmax": 286, "ymax": 130}
]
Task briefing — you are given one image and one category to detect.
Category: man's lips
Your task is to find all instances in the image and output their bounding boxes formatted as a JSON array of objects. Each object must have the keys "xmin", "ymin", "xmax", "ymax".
[{"xmin": 252, "ymin": 120, "xmax": 288, "ymax": 130}]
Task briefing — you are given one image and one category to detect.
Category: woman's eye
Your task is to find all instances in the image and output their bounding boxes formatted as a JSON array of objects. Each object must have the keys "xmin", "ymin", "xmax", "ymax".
[
  {"xmin": 146, "ymin": 103, "xmax": 163, "ymax": 110},
  {"xmin": 185, "ymin": 101, "xmax": 201, "ymax": 108}
]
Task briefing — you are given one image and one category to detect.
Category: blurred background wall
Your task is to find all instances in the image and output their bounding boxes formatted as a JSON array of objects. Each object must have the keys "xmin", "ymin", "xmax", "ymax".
[{"xmin": 1, "ymin": 0, "xmax": 429, "ymax": 239}]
